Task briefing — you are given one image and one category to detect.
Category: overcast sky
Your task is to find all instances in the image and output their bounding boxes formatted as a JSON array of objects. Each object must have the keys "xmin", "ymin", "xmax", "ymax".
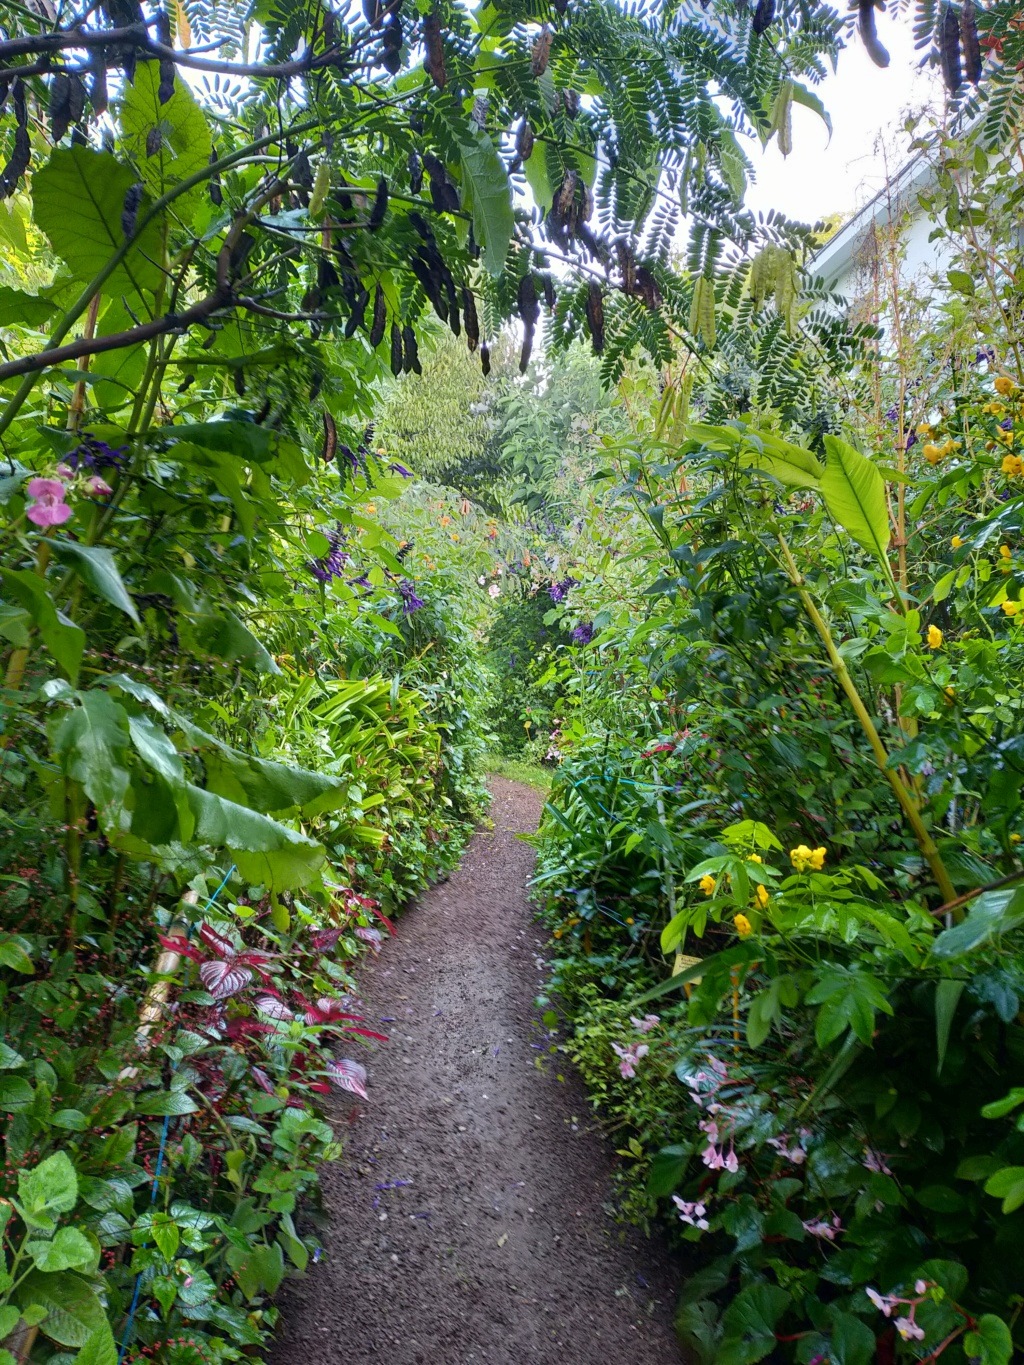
[{"xmin": 742, "ymin": 12, "xmax": 945, "ymax": 226}]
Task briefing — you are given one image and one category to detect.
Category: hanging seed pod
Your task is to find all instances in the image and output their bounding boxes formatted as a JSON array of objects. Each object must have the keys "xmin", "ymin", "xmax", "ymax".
[
  {"xmin": 346, "ymin": 287, "xmax": 369, "ymax": 337},
  {"xmin": 562, "ymin": 88, "xmax": 580, "ymax": 118},
  {"xmin": 939, "ymin": 5, "xmax": 962, "ymax": 92},
  {"xmin": 409, "ymin": 149, "xmax": 423, "ymax": 195},
  {"xmin": 323, "ymin": 9, "xmax": 336, "ymax": 44},
  {"xmin": 751, "ymin": 0, "xmax": 775, "ymax": 33},
  {"xmin": 519, "ymin": 329, "xmax": 533, "ymax": 374},
  {"xmin": 390, "ymin": 321, "xmax": 403, "ymax": 376},
  {"xmin": 156, "ymin": 6, "xmax": 172, "ymax": 43},
  {"xmin": 531, "ymin": 26, "xmax": 552, "ymax": 76},
  {"xmin": 208, "ymin": 147, "xmax": 223, "ymax": 206},
  {"xmin": 90, "ymin": 55, "xmax": 108, "ymax": 117},
  {"xmin": 363, "ymin": 0, "xmax": 384, "ymax": 27},
  {"xmin": 636, "ymin": 265, "xmax": 662, "ymax": 310},
  {"xmin": 585, "ymin": 282, "xmax": 604, "ymax": 354},
  {"xmin": 178, "ymin": 373, "xmax": 195, "ymax": 393},
  {"xmin": 121, "ymin": 182, "xmax": 144, "ymax": 239},
  {"xmin": 158, "ymin": 55, "xmax": 175, "ymax": 103},
  {"xmin": 0, "ymin": 77, "xmax": 9, "ymax": 117},
  {"xmin": 368, "ymin": 177, "xmax": 388, "ymax": 230},
  {"xmin": 310, "ymin": 159, "xmax": 330, "ymax": 217},
  {"xmin": 234, "ymin": 368, "xmax": 247, "ymax": 397},
  {"xmin": 542, "ymin": 275, "xmax": 555, "ymax": 310},
  {"xmin": 402, "ymin": 325, "xmax": 421, "ymax": 374},
  {"xmin": 68, "ymin": 73, "xmax": 86, "ymax": 125},
  {"xmin": 423, "ymin": 154, "xmax": 460, "ymax": 212},
  {"xmin": 463, "ymin": 288, "xmax": 480, "ymax": 351},
  {"xmin": 370, "ymin": 284, "xmax": 387, "ymax": 347},
  {"xmin": 962, "ymin": 0, "xmax": 981, "ymax": 82},
  {"xmin": 481, "ymin": 341, "xmax": 491, "ymax": 376},
  {"xmin": 146, "ymin": 126, "xmax": 163, "ymax": 157},
  {"xmin": 445, "ymin": 272, "xmax": 460, "ymax": 336},
  {"xmin": 382, "ymin": 15, "xmax": 403, "ymax": 72},
  {"xmin": 321, "ymin": 411, "xmax": 338, "ymax": 463},
  {"xmin": 858, "ymin": 0, "xmax": 890, "ymax": 67},
  {"xmin": 517, "ymin": 273, "xmax": 540, "ymax": 330},
  {"xmin": 0, "ymin": 125, "xmax": 30, "ymax": 199},
  {"xmin": 423, "ymin": 11, "xmax": 446, "ymax": 89},
  {"xmin": 516, "ymin": 120, "xmax": 535, "ymax": 162},
  {"xmin": 616, "ymin": 239, "xmax": 637, "ymax": 295},
  {"xmin": 50, "ymin": 73, "xmax": 73, "ymax": 142}
]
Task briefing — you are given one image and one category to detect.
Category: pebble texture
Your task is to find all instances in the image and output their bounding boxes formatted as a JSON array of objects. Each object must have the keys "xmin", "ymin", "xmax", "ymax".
[{"xmin": 273, "ymin": 776, "xmax": 682, "ymax": 1365}]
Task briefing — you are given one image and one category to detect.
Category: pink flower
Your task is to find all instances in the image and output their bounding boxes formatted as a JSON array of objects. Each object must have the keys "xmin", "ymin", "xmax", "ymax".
[
  {"xmin": 84, "ymin": 474, "xmax": 113, "ymax": 497},
  {"xmin": 26, "ymin": 477, "xmax": 72, "ymax": 528},
  {"xmin": 630, "ymin": 1013, "xmax": 661, "ymax": 1032},
  {"xmin": 612, "ymin": 1041, "xmax": 648, "ymax": 1079},
  {"xmin": 802, "ymin": 1217, "xmax": 839, "ymax": 1240},
  {"xmin": 895, "ymin": 1316, "xmax": 925, "ymax": 1342},
  {"xmin": 671, "ymin": 1196, "xmax": 709, "ymax": 1230},
  {"xmin": 866, "ymin": 1288, "xmax": 893, "ymax": 1317},
  {"xmin": 863, "ymin": 1147, "xmax": 893, "ymax": 1175},
  {"xmin": 724, "ymin": 1146, "xmax": 739, "ymax": 1173},
  {"xmin": 698, "ymin": 1118, "xmax": 719, "ymax": 1145},
  {"xmin": 701, "ymin": 1143, "xmax": 724, "ymax": 1169},
  {"xmin": 488, "ymin": 583, "xmax": 501, "ymax": 598},
  {"xmin": 914, "ymin": 1279, "xmax": 928, "ymax": 1296}
]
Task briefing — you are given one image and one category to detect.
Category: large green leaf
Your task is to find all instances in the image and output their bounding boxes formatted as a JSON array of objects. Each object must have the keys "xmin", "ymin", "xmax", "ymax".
[
  {"xmin": 459, "ymin": 130, "xmax": 514, "ymax": 277},
  {"xmin": 16, "ymin": 1272, "xmax": 107, "ymax": 1348},
  {"xmin": 74, "ymin": 1322, "xmax": 118, "ymax": 1365},
  {"xmin": 932, "ymin": 885, "xmax": 1024, "ymax": 959},
  {"xmin": 820, "ymin": 435, "xmax": 891, "ymax": 564},
  {"xmin": 0, "ymin": 286, "xmax": 56, "ymax": 329},
  {"xmin": 119, "ymin": 62, "xmax": 212, "ymax": 199},
  {"xmin": 185, "ymin": 786, "xmax": 325, "ymax": 890},
  {"xmin": 738, "ymin": 430, "xmax": 823, "ymax": 489},
  {"xmin": 32, "ymin": 146, "xmax": 163, "ymax": 298},
  {"xmin": 49, "ymin": 690, "xmax": 131, "ymax": 829},
  {"xmin": 50, "ymin": 542, "xmax": 140, "ymax": 625},
  {"xmin": 192, "ymin": 610, "xmax": 280, "ymax": 674},
  {"xmin": 0, "ymin": 568, "xmax": 85, "ymax": 682}
]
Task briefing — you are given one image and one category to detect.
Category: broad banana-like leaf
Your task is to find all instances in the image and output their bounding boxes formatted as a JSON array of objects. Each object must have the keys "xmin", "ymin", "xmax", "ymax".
[{"xmin": 820, "ymin": 435, "xmax": 891, "ymax": 564}]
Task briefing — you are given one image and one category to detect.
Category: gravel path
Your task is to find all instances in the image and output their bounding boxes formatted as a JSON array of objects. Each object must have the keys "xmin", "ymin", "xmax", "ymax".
[{"xmin": 273, "ymin": 776, "xmax": 682, "ymax": 1365}]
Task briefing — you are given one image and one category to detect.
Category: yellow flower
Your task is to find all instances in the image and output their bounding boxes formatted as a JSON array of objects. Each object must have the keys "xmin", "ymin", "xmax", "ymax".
[
  {"xmin": 790, "ymin": 844, "xmax": 813, "ymax": 871},
  {"xmin": 1000, "ymin": 544, "xmax": 1012, "ymax": 559},
  {"xmin": 916, "ymin": 423, "xmax": 932, "ymax": 437},
  {"xmin": 1011, "ymin": 833, "xmax": 1022, "ymax": 845},
  {"xmin": 1002, "ymin": 600, "xmax": 1020, "ymax": 617},
  {"xmin": 626, "ymin": 916, "xmax": 635, "ymax": 925},
  {"xmin": 748, "ymin": 853, "xmax": 763, "ymax": 864},
  {"xmin": 754, "ymin": 884, "xmax": 770, "ymax": 910},
  {"xmin": 923, "ymin": 443, "xmax": 943, "ymax": 465},
  {"xmin": 733, "ymin": 913, "xmax": 753, "ymax": 938},
  {"xmin": 553, "ymin": 928, "xmax": 563, "ymax": 938},
  {"xmin": 1002, "ymin": 454, "xmax": 1024, "ymax": 476},
  {"xmin": 699, "ymin": 874, "xmax": 717, "ymax": 897},
  {"xmin": 995, "ymin": 376, "xmax": 1016, "ymax": 396},
  {"xmin": 927, "ymin": 624, "xmax": 943, "ymax": 650},
  {"xmin": 365, "ymin": 504, "xmax": 376, "ymax": 514},
  {"xmin": 944, "ymin": 686, "xmax": 956, "ymax": 705},
  {"xmin": 951, "ymin": 535, "xmax": 964, "ymax": 549},
  {"xmin": 809, "ymin": 846, "xmax": 827, "ymax": 871},
  {"xmin": 996, "ymin": 427, "xmax": 1014, "ymax": 445}
]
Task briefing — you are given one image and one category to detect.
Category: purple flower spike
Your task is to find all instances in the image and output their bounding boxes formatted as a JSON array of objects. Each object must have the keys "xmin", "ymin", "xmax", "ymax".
[
  {"xmin": 570, "ymin": 622, "xmax": 595, "ymax": 645},
  {"xmin": 399, "ymin": 579, "xmax": 425, "ymax": 614}
]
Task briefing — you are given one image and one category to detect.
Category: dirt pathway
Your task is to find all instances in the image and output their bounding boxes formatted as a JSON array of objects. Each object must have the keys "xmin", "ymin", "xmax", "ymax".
[{"xmin": 274, "ymin": 776, "xmax": 682, "ymax": 1365}]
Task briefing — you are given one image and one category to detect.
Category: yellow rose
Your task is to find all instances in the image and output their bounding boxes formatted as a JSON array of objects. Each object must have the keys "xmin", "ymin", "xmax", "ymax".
[
  {"xmin": 927, "ymin": 624, "xmax": 943, "ymax": 650},
  {"xmin": 733, "ymin": 913, "xmax": 753, "ymax": 938},
  {"xmin": 699, "ymin": 874, "xmax": 717, "ymax": 897}
]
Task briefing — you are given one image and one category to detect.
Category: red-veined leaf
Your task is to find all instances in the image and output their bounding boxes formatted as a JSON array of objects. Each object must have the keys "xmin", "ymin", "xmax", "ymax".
[
  {"xmin": 355, "ymin": 926, "xmax": 384, "ymax": 952},
  {"xmin": 200, "ymin": 959, "xmax": 253, "ymax": 998},
  {"xmin": 255, "ymin": 993, "xmax": 294, "ymax": 1021},
  {"xmin": 346, "ymin": 1026, "xmax": 389, "ymax": 1041},
  {"xmin": 252, "ymin": 1066, "xmax": 275, "ymax": 1094},
  {"xmin": 310, "ymin": 927, "xmax": 343, "ymax": 951},
  {"xmin": 198, "ymin": 922, "xmax": 237, "ymax": 957},
  {"xmin": 157, "ymin": 934, "xmax": 205, "ymax": 963},
  {"xmin": 328, "ymin": 1058, "xmax": 368, "ymax": 1099}
]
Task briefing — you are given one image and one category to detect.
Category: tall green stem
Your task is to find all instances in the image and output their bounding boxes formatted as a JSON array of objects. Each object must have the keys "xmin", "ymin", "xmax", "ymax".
[{"xmin": 777, "ymin": 534, "xmax": 957, "ymax": 906}]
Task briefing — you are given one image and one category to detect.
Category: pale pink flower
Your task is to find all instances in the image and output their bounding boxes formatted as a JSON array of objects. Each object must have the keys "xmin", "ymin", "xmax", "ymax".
[
  {"xmin": 863, "ymin": 1147, "xmax": 893, "ymax": 1175},
  {"xmin": 671, "ymin": 1196, "xmax": 709, "ymax": 1230},
  {"xmin": 866, "ymin": 1288, "xmax": 893, "ymax": 1317},
  {"xmin": 26, "ymin": 477, "xmax": 72, "ymax": 528},
  {"xmin": 914, "ymin": 1280, "xmax": 928, "ymax": 1296},
  {"xmin": 701, "ymin": 1144, "xmax": 724, "ymax": 1170},
  {"xmin": 56, "ymin": 463, "xmax": 74, "ymax": 479},
  {"xmin": 611, "ymin": 1041, "xmax": 648, "ymax": 1079},
  {"xmin": 698, "ymin": 1118, "xmax": 719, "ymax": 1145},
  {"xmin": 488, "ymin": 583, "xmax": 500, "ymax": 598},
  {"xmin": 630, "ymin": 1013, "xmax": 660, "ymax": 1033},
  {"xmin": 84, "ymin": 474, "xmax": 113, "ymax": 497},
  {"xmin": 723, "ymin": 1146, "xmax": 739, "ymax": 1173},
  {"xmin": 803, "ymin": 1217, "xmax": 839, "ymax": 1240},
  {"xmin": 895, "ymin": 1317, "xmax": 925, "ymax": 1342}
]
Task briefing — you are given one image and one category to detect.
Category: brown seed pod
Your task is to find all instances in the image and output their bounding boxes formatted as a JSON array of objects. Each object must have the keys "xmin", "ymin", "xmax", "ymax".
[
  {"xmin": 208, "ymin": 148, "xmax": 222, "ymax": 206},
  {"xmin": 635, "ymin": 265, "xmax": 662, "ymax": 310},
  {"xmin": 519, "ymin": 329, "xmax": 533, "ymax": 374},
  {"xmin": 370, "ymin": 284, "xmax": 387, "ymax": 347},
  {"xmin": 234, "ymin": 368, "xmax": 246, "ymax": 397},
  {"xmin": 586, "ymin": 282, "xmax": 605, "ymax": 354},
  {"xmin": 402, "ymin": 325, "xmax": 421, "ymax": 374},
  {"xmin": 445, "ymin": 272, "xmax": 460, "ymax": 337},
  {"xmin": 382, "ymin": 15, "xmax": 403, "ymax": 72},
  {"xmin": 562, "ymin": 88, "xmax": 579, "ymax": 118},
  {"xmin": 752, "ymin": 0, "xmax": 775, "ymax": 33},
  {"xmin": 321, "ymin": 411, "xmax": 338, "ymax": 463},
  {"xmin": 858, "ymin": 0, "xmax": 890, "ymax": 68},
  {"xmin": 481, "ymin": 341, "xmax": 491, "ymax": 376},
  {"xmin": 961, "ymin": 0, "xmax": 982, "ymax": 82},
  {"xmin": 423, "ymin": 11, "xmax": 446, "ymax": 89},
  {"xmin": 346, "ymin": 287, "xmax": 369, "ymax": 338},
  {"xmin": 368, "ymin": 177, "xmax": 388, "ymax": 230},
  {"xmin": 390, "ymin": 321, "xmax": 403, "ymax": 376},
  {"xmin": 517, "ymin": 273, "xmax": 540, "ymax": 329},
  {"xmin": 408, "ymin": 149, "xmax": 423, "ymax": 195},
  {"xmin": 363, "ymin": 0, "xmax": 383, "ymax": 27},
  {"xmin": 67, "ymin": 73, "xmax": 86, "ymax": 125},
  {"xmin": 0, "ymin": 125, "xmax": 30, "ymax": 199},
  {"xmin": 121, "ymin": 182, "xmax": 144, "ymax": 239},
  {"xmin": 542, "ymin": 275, "xmax": 555, "ymax": 310},
  {"xmin": 159, "ymin": 56, "xmax": 175, "ymax": 103},
  {"xmin": 146, "ymin": 125, "xmax": 163, "ymax": 157},
  {"xmin": 616, "ymin": 239, "xmax": 637, "ymax": 295},
  {"xmin": 90, "ymin": 55, "xmax": 108, "ymax": 117},
  {"xmin": 423, "ymin": 154, "xmax": 460, "ymax": 213},
  {"xmin": 50, "ymin": 73, "xmax": 73, "ymax": 142},
  {"xmin": 939, "ymin": 4, "xmax": 962, "ymax": 92},
  {"xmin": 463, "ymin": 288, "xmax": 480, "ymax": 351},
  {"xmin": 516, "ymin": 120, "xmax": 535, "ymax": 162},
  {"xmin": 531, "ymin": 27, "xmax": 552, "ymax": 76}
]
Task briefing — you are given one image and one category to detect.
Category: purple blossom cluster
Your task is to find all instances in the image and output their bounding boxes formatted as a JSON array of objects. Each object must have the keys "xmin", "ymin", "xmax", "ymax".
[
  {"xmin": 308, "ymin": 529, "xmax": 350, "ymax": 583},
  {"xmin": 399, "ymin": 579, "xmax": 425, "ymax": 614},
  {"xmin": 65, "ymin": 434, "xmax": 129, "ymax": 472},
  {"xmin": 547, "ymin": 576, "xmax": 578, "ymax": 603},
  {"xmin": 570, "ymin": 621, "xmax": 595, "ymax": 645}
]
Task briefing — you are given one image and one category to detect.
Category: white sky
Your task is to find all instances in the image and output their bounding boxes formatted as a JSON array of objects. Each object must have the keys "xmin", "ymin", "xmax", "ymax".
[{"xmin": 743, "ymin": 13, "xmax": 945, "ymax": 225}]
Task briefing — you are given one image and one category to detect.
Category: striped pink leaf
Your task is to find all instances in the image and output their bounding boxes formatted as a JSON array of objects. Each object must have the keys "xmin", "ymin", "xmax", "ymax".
[
  {"xmin": 355, "ymin": 926, "xmax": 384, "ymax": 952},
  {"xmin": 255, "ymin": 993, "xmax": 294, "ymax": 1021},
  {"xmin": 200, "ymin": 959, "xmax": 253, "ymax": 999},
  {"xmin": 327, "ymin": 1059, "xmax": 368, "ymax": 1100}
]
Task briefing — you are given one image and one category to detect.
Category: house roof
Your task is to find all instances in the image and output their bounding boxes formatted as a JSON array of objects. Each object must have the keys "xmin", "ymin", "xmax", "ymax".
[{"xmin": 808, "ymin": 148, "xmax": 937, "ymax": 285}]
